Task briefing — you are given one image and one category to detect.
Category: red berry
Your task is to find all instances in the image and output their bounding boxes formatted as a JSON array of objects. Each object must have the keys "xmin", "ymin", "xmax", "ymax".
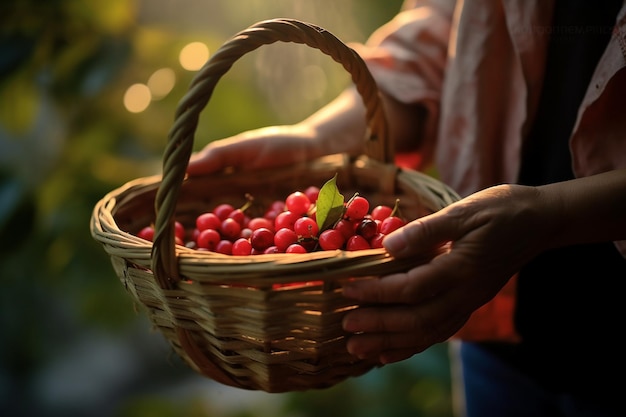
[
  {"xmin": 174, "ymin": 221, "xmax": 186, "ymax": 241},
  {"xmin": 345, "ymin": 196, "xmax": 369, "ymax": 220},
  {"xmin": 268, "ymin": 200, "xmax": 286, "ymax": 213},
  {"xmin": 369, "ymin": 233, "xmax": 385, "ymax": 249},
  {"xmin": 250, "ymin": 227, "xmax": 274, "ymax": 251},
  {"xmin": 228, "ymin": 208, "xmax": 246, "ymax": 225},
  {"xmin": 137, "ymin": 226, "xmax": 155, "ymax": 241},
  {"xmin": 240, "ymin": 228, "xmax": 253, "ymax": 239},
  {"xmin": 232, "ymin": 238, "xmax": 252, "ymax": 256},
  {"xmin": 299, "ymin": 238, "xmax": 318, "ymax": 252},
  {"xmin": 248, "ymin": 217, "xmax": 274, "ymax": 232},
  {"xmin": 356, "ymin": 218, "xmax": 378, "ymax": 240},
  {"xmin": 274, "ymin": 227, "xmax": 298, "ymax": 252},
  {"xmin": 286, "ymin": 243, "xmax": 307, "ymax": 254},
  {"xmin": 197, "ymin": 228, "xmax": 220, "ymax": 250},
  {"xmin": 213, "ymin": 203, "xmax": 235, "ymax": 220},
  {"xmin": 380, "ymin": 216, "xmax": 406, "ymax": 235},
  {"xmin": 304, "ymin": 186, "xmax": 320, "ymax": 203},
  {"xmin": 196, "ymin": 212, "xmax": 221, "ymax": 231},
  {"xmin": 370, "ymin": 205, "xmax": 393, "ymax": 221},
  {"xmin": 220, "ymin": 218, "xmax": 242, "ymax": 241},
  {"xmin": 346, "ymin": 235, "xmax": 371, "ymax": 251},
  {"xmin": 264, "ymin": 210, "xmax": 281, "ymax": 221},
  {"xmin": 318, "ymin": 229, "xmax": 345, "ymax": 251},
  {"xmin": 264, "ymin": 246, "xmax": 280, "ymax": 254},
  {"xmin": 294, "ymin": 217, "xmax": 319, "ymax": 239},
  {"xmin": 285, "ymin": 191, "xmax": 311, "ymax": 216},
  {"xmin": 334, "ymin": 219, "xmax": 356, "ymax": 240},
  {"xmin": 215, "ymin": 240, "xmax": 233, "ymax": 255},
  {"xmin": 274, "ymin": 210, "xmax": 299, "ymax": 231},
  {"xmin": 242, "ymin": 215, "xmax": 251, "ymax": 228}
]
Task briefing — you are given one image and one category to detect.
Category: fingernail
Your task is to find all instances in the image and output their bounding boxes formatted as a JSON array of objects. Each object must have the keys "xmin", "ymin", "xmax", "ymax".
[{"xmin": 345, "ymin": 339, "xmax": 366, "ymax": 359}]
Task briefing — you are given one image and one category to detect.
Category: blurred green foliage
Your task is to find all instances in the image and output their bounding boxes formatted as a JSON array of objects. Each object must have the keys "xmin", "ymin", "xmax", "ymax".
[{"xmin": 0, "ymin": 1, "xmax": 453, "ymax": 416}]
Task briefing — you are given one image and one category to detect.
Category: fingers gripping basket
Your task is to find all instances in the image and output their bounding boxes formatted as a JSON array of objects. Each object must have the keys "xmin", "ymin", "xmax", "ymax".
[{"xmin": 91, "ymin": 19, "xmax": 460, "ymax": 393}]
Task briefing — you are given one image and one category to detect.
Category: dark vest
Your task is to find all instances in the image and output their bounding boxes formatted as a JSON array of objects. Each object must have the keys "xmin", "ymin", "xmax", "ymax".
[{"xmin": 488, "ymin": 0, "xmax": 626, "ymax": 398}]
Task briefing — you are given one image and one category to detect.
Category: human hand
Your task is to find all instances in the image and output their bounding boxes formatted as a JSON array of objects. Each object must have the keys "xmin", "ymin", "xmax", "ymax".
[
  {"xmin": 341, "ymin": 184, "xmax": 552, "ymax": 364},
  {"xmin": 187, "ymin": 89, "xmax": 370, "ymax": 176},
  {"xmin": 186, "ymin": 125, "xmax": 320, "ymax": 176}
]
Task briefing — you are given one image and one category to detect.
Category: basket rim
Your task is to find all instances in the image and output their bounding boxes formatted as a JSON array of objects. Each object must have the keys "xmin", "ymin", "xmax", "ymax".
[{"xmin": 90, "ymin": 156, "xmax": 456, "ymax": 285}]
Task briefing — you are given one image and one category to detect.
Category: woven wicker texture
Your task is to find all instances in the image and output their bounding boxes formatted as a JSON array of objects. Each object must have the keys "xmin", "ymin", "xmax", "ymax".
[{"xmin": 91, "ymin": 18, "xmax": 460, "ymax": 393}]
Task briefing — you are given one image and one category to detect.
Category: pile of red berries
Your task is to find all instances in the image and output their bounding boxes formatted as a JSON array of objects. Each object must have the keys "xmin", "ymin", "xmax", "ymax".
[{"xmin": 137, "ymin": 185, "xmax": 407, "ymax": 256}]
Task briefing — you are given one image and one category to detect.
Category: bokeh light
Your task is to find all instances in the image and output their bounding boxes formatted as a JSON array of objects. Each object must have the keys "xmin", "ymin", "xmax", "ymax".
[
  {"xmin": 179, "ymin": 42, "xmax": 210, "ymax": 71},
  {"xmin": 123, "ymin": 83, "xmax": 151, "ymax": 113},
  {"xmin": 147, "ymin": 67, "xmax": 176, "ymax": 100}
]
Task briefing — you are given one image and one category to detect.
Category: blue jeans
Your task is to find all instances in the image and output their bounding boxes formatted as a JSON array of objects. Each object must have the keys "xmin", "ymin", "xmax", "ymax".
[{"xmin": 450, "ymin": 341, "xmax": 621, "ymax": 417}]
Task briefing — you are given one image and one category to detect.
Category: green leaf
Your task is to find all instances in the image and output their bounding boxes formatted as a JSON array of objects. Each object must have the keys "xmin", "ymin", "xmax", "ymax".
[{"xmin": 316, "ymin": 174, "xmax": 345, "ymax": 232}]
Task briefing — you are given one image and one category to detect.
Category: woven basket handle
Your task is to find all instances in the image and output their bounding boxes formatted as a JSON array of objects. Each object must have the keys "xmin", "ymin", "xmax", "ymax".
[{"xmin": 152, "ymin": 18, "xmax": 390, "ymax": 289}]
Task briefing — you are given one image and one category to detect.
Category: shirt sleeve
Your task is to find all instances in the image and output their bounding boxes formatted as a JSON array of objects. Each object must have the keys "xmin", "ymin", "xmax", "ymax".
[
  {"xmin": 348, "ymin": 0, "xmax": 457, "ymax": 169},
  {"xmin": 351, "ymin": 0, "xmax": 456, "ymax": 105}
]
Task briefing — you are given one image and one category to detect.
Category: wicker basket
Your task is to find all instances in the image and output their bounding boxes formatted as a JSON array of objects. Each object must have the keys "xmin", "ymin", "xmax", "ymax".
[{"xmin": 91, "ymin": 18, "xmax": 460, "ymax": 393}]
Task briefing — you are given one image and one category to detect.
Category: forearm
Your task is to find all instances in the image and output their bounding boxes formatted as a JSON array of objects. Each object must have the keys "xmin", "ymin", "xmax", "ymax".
[
  {"xmin": 539, "ymin": 168, "xmax": 626, "ymax": 250},
  {"xmin": 305, "ymin": 87, "xmax": 427, "ymax": 158},
  {"xmin": 304, "ymin": 88, "xmax": 368, "ymax": 158}
]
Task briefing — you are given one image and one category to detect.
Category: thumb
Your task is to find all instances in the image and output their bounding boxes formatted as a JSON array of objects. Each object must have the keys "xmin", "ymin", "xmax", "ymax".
[{"xmin": 382, "ymin": 209, "xmax": 458, "ymax": 259}]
